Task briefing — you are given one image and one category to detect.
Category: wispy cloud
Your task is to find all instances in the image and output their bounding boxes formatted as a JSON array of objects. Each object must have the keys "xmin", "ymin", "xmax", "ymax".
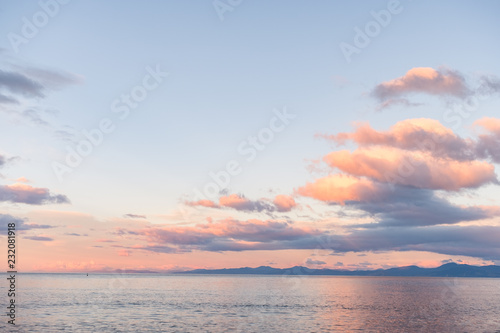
[
  {"xmin": 371, "ymin": 67, "xmax": 500, "ymax": 110},
  {"xmin": 123, "ymin": 214, "xmax": 147, "ymax": 219},
  {"xmin": 185, "ymin": 194, "xmax": 297, "ymax": 213},
  {"xmin": 24, "ymin": 235, "xmax": 54, "ymax": 241}
]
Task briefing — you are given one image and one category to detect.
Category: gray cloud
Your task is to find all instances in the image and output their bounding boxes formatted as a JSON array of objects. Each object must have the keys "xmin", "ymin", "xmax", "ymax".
[
  {"xmin": 113, "ymin": 217, "xmax": 500, "ymax": 260},
  {"xmin": 306, "ymin": 258, "xmax": 326, "ymax": 265},
  {"xmin": 0, "ymin": 69, "xmax": 45, "ymax": 100},
  {"xmin": 24, "ymin": 235, "xmax": 54, "ymax": 241},
  {"xmin": 349, "ymin": 185, "xmax": 497, "ymax": 228},
  {"xmin": 124, "ymin": 214, "xmax": 147, "ymax": 219},
  {"xmin": 0, "ymin": 214, "xmax": 55, "ymax": 235}
]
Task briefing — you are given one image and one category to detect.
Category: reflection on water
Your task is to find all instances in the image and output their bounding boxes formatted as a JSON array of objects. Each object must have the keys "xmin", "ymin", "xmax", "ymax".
[{"xmin": 1, "ymin": 273, "xmax": 500, "ymax": 332}]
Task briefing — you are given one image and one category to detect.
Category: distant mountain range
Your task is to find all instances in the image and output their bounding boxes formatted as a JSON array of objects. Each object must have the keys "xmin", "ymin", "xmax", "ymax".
[{"xmin": 178, "ymin": 263, "xmax": 500, "ymax": 277}]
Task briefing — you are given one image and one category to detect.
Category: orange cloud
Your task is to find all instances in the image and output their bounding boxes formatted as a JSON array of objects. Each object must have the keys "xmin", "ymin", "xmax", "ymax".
[{"xmin": 296, "ymin": 174, "xmax": 381, "ymax": 204}]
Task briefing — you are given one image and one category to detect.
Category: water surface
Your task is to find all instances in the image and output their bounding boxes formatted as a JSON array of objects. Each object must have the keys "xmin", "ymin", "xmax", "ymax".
[{"xmin": 2, "ymin": 273, "xmax": 500, "ymax": 332}]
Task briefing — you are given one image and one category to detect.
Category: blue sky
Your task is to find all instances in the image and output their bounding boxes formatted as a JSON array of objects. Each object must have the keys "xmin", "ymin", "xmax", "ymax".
[{"xmin": 1, "ymin": 0, "xmax": 500, "ymax": 271}]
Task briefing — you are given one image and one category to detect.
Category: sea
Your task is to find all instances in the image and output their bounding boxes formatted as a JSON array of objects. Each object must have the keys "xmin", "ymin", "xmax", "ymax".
[{"xmin": 1, "ymin": 273, "xmax": 500, "ymax": 332}]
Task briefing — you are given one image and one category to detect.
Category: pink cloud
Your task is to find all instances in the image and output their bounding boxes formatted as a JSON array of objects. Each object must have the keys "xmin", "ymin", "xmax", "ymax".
[
  {"xmin": 273, "ymin": 195, "xmax": 297, "ymax": 212},
  {"xmin": 0, "ymin": 183, "xmax": 69, "ymax": 205},
  {"xmin": 321, "ymin": 118, "xmax": 474, "ymax": 161},
  {"xmin": 131, "ymin": 218, "xmax": 323, "ymax": 251},
  {"xmin": 473, "ymin": 117, "xmax": 500, "ymax": 163},
  {"xmin": 117, "ymin": 249, "xmax": 131, "ymax": 257},
  {"xmin": 324, "ymin": 146, "xmax": 496, "ymax": 191},
  {"xmin": 219, "ymin": 194, "xmax": 251, "ymax": 210},
  {"xmin": 185, "ymin": 193, "xmax": 296, "ymax": 213},
  {"xmin": 185, "ymin": 199, "xmax": 219, "ymax": 208},
  {"xmin": 15, "ymin": 176, "xmax": 30, "ymax": 183},
  {"xmin": 474, "ymin": 117, "xmax": 500, "ymax": 135},
  {"xmin": 372, "ymin": 67, "xmax": 470, "ymax": 102}
]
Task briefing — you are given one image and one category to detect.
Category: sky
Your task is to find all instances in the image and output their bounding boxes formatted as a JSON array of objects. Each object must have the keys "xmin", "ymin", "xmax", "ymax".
[{"xmin": 1, "ymin": 0, "xmax": 500, "ymax": 272}]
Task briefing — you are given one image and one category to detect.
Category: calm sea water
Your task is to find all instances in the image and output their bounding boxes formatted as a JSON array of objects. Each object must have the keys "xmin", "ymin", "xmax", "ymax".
[{"xmin": 1, "ymin": 273, "xmax": 500, "ymax": 332}]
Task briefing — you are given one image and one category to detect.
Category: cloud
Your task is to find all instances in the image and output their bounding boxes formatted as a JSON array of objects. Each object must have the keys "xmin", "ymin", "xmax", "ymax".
[
  {"xmin": 351, "ymin": 187, "xmax": 500, "ymax": 227},
  {"xmin": 478, "ymin": 75, "xmax": 500, "ymax": 95},
  {"xmin": 0, "ymin": 93, "xmax": 19, "ymax": 104},
  {"xmin": 372, "ymin": 67, "xmax": 471, "ymax": 102},
  {"xmin": 303, "ymin": 118, "xmax": 500, "ymax": 228},
  {"xmin": 298, "ymin": 175, "xmax": 499, "ymax": 227},
  {"xmin": 185, "ymin": 199, "xmax": 220, "ymax": 208},
  {"xmin": 324, "ymin": 147, "xmax": 496, "ymax": 191},
  {"xmin": 297, "ymin": 174, "xmax": 382, "ymax": 204},
  {"xmin": 371, "ymin": 67, "xmax": 500, "ymax": 110},
  {"xmin": 375, "ymin": 98, "xmax": 423, "ymax": 111},
  {"xmin": 95, "ymin": 239, "xmax": 116, "ymax": 243},
  {"xmin": 24, "ymin": 235, "xmax": 54, "ymax": 241},
  {"xmin": 19, "ymin": 66, "xmax": 82, "ymax": 90},
  {"xmin": 127, "ymin": 244, "xmax": 177, "ymax": 254},
  {"xmin": 305, "ymin": 258, "xmax": 326, "ymax": 265},
  {"xmin": 0, "ymin": 214, "xmax": 55, "ymax": 234},
  {"xmin": 64, "ymin": 233, "xmax": 88, "ymax": 237},
  {"xmin": 322, "ymin": 118, "xmax": 473, "ymax": 158},
  {"xmin": 0, "ymin": 69, "xmax": 45, "ymax": 100},
  {"xmin": 22, "ymin": 108, "xmax": 50, "ymax": 126},
  {"xmin": 15, "ymin": 177, "xmax": 30, "ymax": 183},
  {"xmin": 273, "ymin": 195, "xmax": 297, "ymax": 212},
  {"xmin": 185, "ymin": 194, "xmax": 298, "ymax": 213},
  {"xmin": 323, "ymin": 225, "xmax": 500, "ymax": 260},
  {"xmin": 316, "ymin": 118, "xmax": 499, "ymax": 191},
  {"xmin": 0, "ymin": 66, "xmax": 81, "ymax": 105},
  {"xmin": 219, "ymin": 194, "xmax": 275, "ymax": 212},
  {"xmin": 117, "ymin": 249, "xmax": 131, "ymax": 257},
  {"xmin": 0, "ymin": 64, "xmax": 81, "ymax": 142},
  {"xmin": 474, "ymin": 117, "xmax": 500, "ymax": 163},
  {"xmin": 111, "ymin": 217, "xmax": 500, "ymax": 260},
  {"xmin": 0, "ymin": 183, "xmax": 70, "ymax": 205},
  {"xmin": 123, "ymin": 214, "xmax": 147, "ymax": 219},
  {"xmin": 116, "ymin": 218, "xmax": 323, "ymax": 253}
]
